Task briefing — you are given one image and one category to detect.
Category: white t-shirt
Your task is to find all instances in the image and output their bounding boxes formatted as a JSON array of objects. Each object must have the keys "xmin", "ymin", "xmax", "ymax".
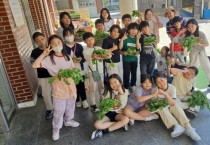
[
  {"xmin": 156, "ymin": 54, "xmax": 167, "ymax": 72},
  {"xmin": 154, "ymin": 84, "xmax": 177, "ymax": 99},
  {"xmin": 104, "ymin": 19, "xmax": 115, "ymax": 32}
]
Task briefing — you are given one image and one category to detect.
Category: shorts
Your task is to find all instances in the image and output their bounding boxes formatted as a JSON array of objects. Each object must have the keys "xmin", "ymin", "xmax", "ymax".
[{"xmin": 105, "ymin": 111, "xmax": 118, "ymax": 122}]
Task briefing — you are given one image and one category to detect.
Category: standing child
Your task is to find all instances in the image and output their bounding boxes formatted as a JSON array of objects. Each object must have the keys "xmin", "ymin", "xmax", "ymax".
[
  {"xmin": 119, "ymin": 14, "xmax": 132, "ymax": 38},
  {"xmin": 83, "ymin": 32, "xmax": 105, "ymax": 112},
  {"xmin": 91, "ymin": 74, "xmax": 129, "ymax": 140},
  {"xmin": 185, "ymin": 18, "xmax": 210, "ymax": 88},
  {"xmin": 119, "ymin": 23, "xmax": 141, "ymax": 91},
  {"xmin": 63, "ymin": 27, "xmax": 89, "ymax": 108},
  {"xmin": 124, "ymin": 75, "xmax": 159, "ymax": 124},
  {"xmin": 100, "ymin": 8, "xmax": 115, "ymax": 31},
  {"xmin": 32, "ymin": 35, "xmax": 79, "ymax": 141},
  {"xmin": 30, "ymin": 32, "xmax": 53, "ymax": 120},
  {"xmin": 102, "ymin": 25, "xmax": 121, "ymax": 76}
]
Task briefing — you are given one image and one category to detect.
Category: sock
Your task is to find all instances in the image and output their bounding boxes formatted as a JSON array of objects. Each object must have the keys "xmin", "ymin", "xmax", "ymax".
[{"xmin": 102, "ymin": 128, "xmax": 109, "ymax": 134}]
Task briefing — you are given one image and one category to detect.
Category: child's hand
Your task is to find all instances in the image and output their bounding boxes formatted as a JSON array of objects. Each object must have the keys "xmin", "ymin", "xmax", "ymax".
[
  {"xmin": 152, "ymin": 89, "xmax": 159, "ymax": 97},
  {"xmin": 179, "ymin": 28, "xmax": 186, "ymax": 35},
  {"xmin": 43, "ymin": 45, "xmax": 52, "ymax": 56},
  {"xmin": 121, "ymin": 32, "xmax": 128, "ymax": 41},
  {"xmin": 136, "ymin": 31, "xmax": 142, "ymax": 39},
  {"xmin": 122, "ymin": 51, "xmax": 128, "ymax": 56},
  {"xmin": 112, "ymin": 44, "xmax": 118, "ymax": 51},
  {"xmin": 158, "ymin": 89, "xmax": 166, "ymax": 95}
]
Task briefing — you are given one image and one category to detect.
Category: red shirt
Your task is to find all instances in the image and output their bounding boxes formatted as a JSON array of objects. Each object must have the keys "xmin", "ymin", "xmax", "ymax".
[{"xmin": 171, "ymin": 29, "xmax": 184, "ymax": 52}]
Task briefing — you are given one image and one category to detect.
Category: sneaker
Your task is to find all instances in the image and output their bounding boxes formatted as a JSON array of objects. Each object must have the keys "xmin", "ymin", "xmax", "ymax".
[
  {"xmin": 91, "ymin": 105, "xmax": 100, "ymax": 112},
  {"xmin": 82, "ymin": 100, "xmax": 89, "ymax": 108},
  {"xmin": 184, "ymin": 109, "xmax": 197, "ymax": 119},
  {"xmin": 171, "ymin": 125, "xmax": 185, "ymax": 138},
  {"xmin": 76, "ymin": 101, "xmax": 82, "ymax": 107},
  {"xmin": 45, "ymin": 110, "xmax": 53, "ymax": 120},
  {"xmin": 185, "ymin": 127, "xmax": 201, "ymax": 141},
  {"xmin": 91, "ymin": 130, "xmax": 103, "ymax": 140},
  {"xmin": 52, "ymin": 129, "xmax": 60, "ymax": 141},
  {"xmin": 129, "ymin": 119, "xmax": 135, "ymax": 126},
  {"xmin": 124, "ymin": 124, "xmax": 129, "ymax": 131},
  {"xmin": 64, "ymin": 120, "xmax": 80, "ymax": 127},
  {"xmin": 145, "ymin": 114, "xmax": 159, "ymax": 121}
]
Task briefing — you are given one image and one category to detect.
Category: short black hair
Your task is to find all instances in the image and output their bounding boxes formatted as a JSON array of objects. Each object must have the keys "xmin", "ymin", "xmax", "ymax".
[
  {"xmin": 139, "ymin": 21, "xmax": 149, "ymax": 31},
  {"xmin": 141, "ymin": 74, "xmax": 153, "ymax": 84},
  {"xmin": 110, "ymin": 24, "xmax": 121, "ymax": 33},
  {"xmin": 154, "ymin": 73, "xmax": 167, "ymax": 84},
  {"xmin": 95, "ymin": 19, "xmax": 104, "ymax": 26},
  {"xmin": 127, "ymin": 22, "xmax": 139, "ymax": 30},
  {"xmin": 63, "ymin": 27, "xmax": 74, "ymax": 37},
  {"xmin": 83, "ymin": 32, "xmax": 94, "ymax": 40},
  {"xmin": 32, "ymin": 32, "xmax": 44, "ymax": 41},
  {"xmin": 172, "ymin": 16, "xmax": 182, "ymax": 25},
  {"xmin": 188, "ymin": 66, "xmax": 199, "ymax": 76},
  {"xmin": 122, "ymin": 14, "xmax": 131, "ymax": 21}
]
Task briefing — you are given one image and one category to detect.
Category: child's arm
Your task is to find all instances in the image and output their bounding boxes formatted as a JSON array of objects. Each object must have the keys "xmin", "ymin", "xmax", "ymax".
[
  {"xmin": 170, "ymin": 68, "xmax": 184, "ymax": 76},
  {"xmin": 32, "ymin": 46, "xmax": 51, "ymax": 68},
  {"xmin": 119, "ymin": 32, "xmax": 127, "ymax": 50},
  {"xmin": 136, "ymin": 32, "xmax": 141, "ymax": 50},
  {"xmin": 170, "ymin": 42, "xmax": 175, "ymax": 57},
  {"xmin": 158, "ymin": 89, "xmax": 175, "ymax": 106},
  {"xmin": 136, "ymin": 88, "xmax": 159, "ymax": 103}
]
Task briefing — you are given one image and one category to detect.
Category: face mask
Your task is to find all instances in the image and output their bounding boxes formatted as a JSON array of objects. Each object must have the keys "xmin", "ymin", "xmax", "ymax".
[
  {"xmin": 52, "ymin": 45, "xmax": 63, "ymax": 53},
  {"xmin": 65, "ymin": 36, "xmax": 74, "ymax": 43}
]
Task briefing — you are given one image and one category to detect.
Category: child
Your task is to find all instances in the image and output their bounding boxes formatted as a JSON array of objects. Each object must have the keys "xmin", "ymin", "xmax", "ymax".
[
  {"xmin": 94, "ymin": 19, "xmax": 108, "ymax": 47},
  {"xmin": 95, "ymin": 19, "xmax": 105, "ymax": 31},
  {"xmin": 185, "ymin": 18, "xmax": 210, "ymax": 88},
  {"xmin": 139, "ymin": 21, "xmax": 157, "ymax": 78},
  {"xmin": 123, "ymin": 74, "xmax": 159, "ymax": 124},
  {"xmin": 166, "ymin": 54, "xmax": 187, "ymax": 70},
  {"xmin": 82, "ymin": 32, "xmax": 105, "ymax": 112},
  {"xmin": 100, "ymin": 8, "xmax": 114, "ymax": 31},
  {"xmin": 30, "ymin": 32, "xmax": 53, "ymax": 120},
  {"xmin": 91, "ymin": 74, "xmax": 129, "ymax": 140},
  {"xmin": 171, "ymin": 67, "xmax": 199, "ymax": 118},
  {"xmin": 63, "ymin": 27, "xmax": 89, "ymax": 109},
  {"xmin": 102, "ymin": 25, "xmax": 121, "ymax": 76},
  {"xmin": 154, "ymin": 74, "xmax": 201, "ymax": 141},
  {"xmin": 144, "ymin": 9, "xmax": 163, "ymax": 43},
  {"xmin": 119, "ymin": 14, "xmax": 132, "ymax": 38},
  {"xmin": 119, "ymin": 23, "xmax": 141, "ymax": 91},
  {"xmin": 32, "ymin": 35, "xmax": 79, "ymax": 141},
  {"xmin": 57, "ymin": 12, "xmax": 75, "ymax": 40},
  {"xmin": 171, "ymin": 16, "xmax": 186, "ymax": 63}
]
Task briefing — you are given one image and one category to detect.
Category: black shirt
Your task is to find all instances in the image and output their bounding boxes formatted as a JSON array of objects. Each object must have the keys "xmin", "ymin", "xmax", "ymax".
[
  {"xmin": 30, "ymin": 47, "xmax": 51, "ymax": 78},
  {"xmin": 172, "ymin": 63, "xmax": 186, "ymax": 70},
  {"xmin": 139, "ymin": 33, "xmax": 156, "ymax": 60},
  {"xmin": 102, "ymin": 36, "xmax": 120, "ymax": 63}
]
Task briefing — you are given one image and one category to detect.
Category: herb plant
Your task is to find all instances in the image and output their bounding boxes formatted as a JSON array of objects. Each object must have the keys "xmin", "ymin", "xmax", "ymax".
[
  {"xmin": 144, "ymin": 36, "xmax": 157, "ymax": 46},
  {"xmin": 179, "ymin": 36, "xmax": 198, "ymax": 52},
  {"xmin": 147, "ymin": 98, "xmax": 168, "ymax": 112}
]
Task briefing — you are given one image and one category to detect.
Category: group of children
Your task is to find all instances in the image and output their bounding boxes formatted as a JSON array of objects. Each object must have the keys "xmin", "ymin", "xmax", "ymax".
[{"xmin": 30, "ymin": 6, "xmax": 210, "ymax": 141}]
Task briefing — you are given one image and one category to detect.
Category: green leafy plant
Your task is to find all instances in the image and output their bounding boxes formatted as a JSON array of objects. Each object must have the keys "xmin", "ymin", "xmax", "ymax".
[
  {"xmin": 75, "ymin": 29, "xmax": 86, "ymax": 38},
  {"xmin": 144, "ymin": 36, "xmax": 157, "ymax": 46},
  {"xmin": 147, "ymin": 98, "xmax": 168, "ymax": 112},
  {"xmin": 48, "ymin": 68, "xmax": 83, "ymax": 85},
  {"xmin": 132, "ymin": 10, "xmax": 140, "ymax": 17},
  {"xmin": 92, "ymin": 49, "xmax": 114, "ymax": 67},
  {"xmin": 126, "ymin": 48, "xmax": 140, "ymax": 56},
  {"xmin": 94, "ymin": 30, "xmax": 109, "ymax": 46},
  {"xmin": 179, "ymin": 36, "xmax": 198, "ymax": 52},
  {"xmin": 187, "ymin": 90, "xmax": 210, "ymax": 110},
  {"xmin": 98, "ymin": 98, "xmax": 121, "ymax": 120}
]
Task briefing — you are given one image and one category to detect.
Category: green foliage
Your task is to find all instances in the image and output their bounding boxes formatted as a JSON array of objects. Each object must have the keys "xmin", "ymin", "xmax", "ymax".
[
  {"xmin": 48, "ymin": 68, "xmax": 83, "ymax": 85},
  {"xmin": 179, "ymin": 36, "xmax": 198, "ymax": 52},
  {"xmin": 126, "ymin": 48, "xmax": 140, "ymax": 56},
  {"xmin": 144, "ymin": 36, "xmax": 157, "ymax": 46},
  {"xmin": 187, "ymin": 90, "xmax": 210, "ymax": 110},
  {"xmin": 147, "ymin": 98, "xmax": 168, "ymax": 112},
  {"xmin": 94, "ymin": 30, "xmax": 109, "ymax": 46},
  {"xmin": 98, "ymin": 98, "xmax": 121, "ymax": 120},
  {"xmin": 132, "ymin": 10, "xmax": 140, "ymax": 17},
  {"xmin": 75, "ymin": 29, "xmax": 86, "ymax": 37}
]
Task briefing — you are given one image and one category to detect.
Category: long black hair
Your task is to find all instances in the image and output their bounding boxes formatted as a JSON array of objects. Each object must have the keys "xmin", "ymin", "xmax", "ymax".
[
  {"xmin": 59, "ymin": 12, "xmax": 74, "ymax": 30},
  {"xmin": 144, "ymin": 9, "xmax": 153, "ymax": 20},
  {"xmin": 103, "ymin": 74, "xmax": 125, "ymax": 98},
  {"xmin": 100, "ymin": 8, "xmax": 112, "ymax": 21},
  {"xmin": 185, "ymin": 18, "xmax": 199, "ymax": 37},
  {"xmin": 48, "ymin": 35, "xmax": 70, "ymax": 65}
]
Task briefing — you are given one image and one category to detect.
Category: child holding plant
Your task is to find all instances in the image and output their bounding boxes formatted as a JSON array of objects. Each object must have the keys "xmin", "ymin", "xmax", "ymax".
[
  {"xmin": 123, "ymin": 74, "xmax": 159, "ymax": 124},
  {"xmin": 63, "ymin": 27, "xmax": 89, "ymax": 109},
  {"xmin": 91, "ymin": 74, "xmax": 129, "ymax": 140},
  {"xmin": 82, "ymin": 32, "xmax": 105, "ymax": 112},
  {"xmin": 32, "ymin": 35, "xmax": 79, "ymax": 141},
  {"xmin": 119, "ymin": 23, "xmax": 141, "ymax": 91},
  {"xmin": 102, "ymin": 25, "xmax": 121, "ymax": 76},
  {"xmin": 185, "ymin": 18, "xmax": 210, "ymax": 88},
  {"xmin": 153, "ymin": 74, "xmax": 201, "ymax": 141}
]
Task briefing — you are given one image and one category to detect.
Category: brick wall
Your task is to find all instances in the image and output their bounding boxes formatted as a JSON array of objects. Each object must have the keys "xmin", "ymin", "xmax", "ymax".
[
  {"xmin": 47, "ymin": 0, "xmax": 58, "ymax": 33},
  {"xmin": 0, "ymin": 0, "xmax": 38, "ymax": 103}
]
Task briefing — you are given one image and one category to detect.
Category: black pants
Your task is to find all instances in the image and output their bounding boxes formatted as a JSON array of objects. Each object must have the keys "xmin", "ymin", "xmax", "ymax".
[
  {"xmin": 76, "ymin": 76, "xmax": 87, "ymax": 102},
  {"xmin": 123, "ymin": 61, "xmax": 138, "ymax": 89}
]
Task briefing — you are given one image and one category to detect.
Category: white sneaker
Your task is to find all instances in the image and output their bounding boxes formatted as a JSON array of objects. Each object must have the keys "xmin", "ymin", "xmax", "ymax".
[
  {"xmin": 82, "ymin": 100, "xmax": 89, "ymax": 108},
  {"xmin": 76, "ymin": 101, "xmax": 82, "ymax": 107},
  {"xmin": 171, "ymin": 125, "xmax": 185, "ymax": 138},
  {"xmin": 64, "ymin": 120, "xmax": 80, "ymax": 127},
  {"xmin": 185, "ymin": 127, "xmax": 201, "ymax": 141},
  {"xmin": 52, "ymin": 129, "xmax": 60, "ymax": 141},
  {"xmin": 124, "ymin": 124, "xmax": 129, "ymax": 131},
  {"xmin": 145, "ymin": 114, "xmax": 159, "ymax": 121},
  {"xmin": 129, "ymin": 119, "xmax": 135, "ymax": 126}
]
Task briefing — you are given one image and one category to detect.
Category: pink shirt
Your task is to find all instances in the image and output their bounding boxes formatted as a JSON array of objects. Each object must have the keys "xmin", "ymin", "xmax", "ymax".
[{"xmin": 41, "ymin": 54, "xmax": 76, "ymax": 99}]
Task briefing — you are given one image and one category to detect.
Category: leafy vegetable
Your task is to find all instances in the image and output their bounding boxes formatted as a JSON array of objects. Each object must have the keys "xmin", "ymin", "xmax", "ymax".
[
  {"xmin": 75, "ymin": 29, "xmax": 86, "ymax": 37},
  {"xmin": 48, "ymin": 68, "xmax": 83, "ymax": 85},
  {"xmin": 187, "ymin": 90, "xmax": 210, "ymax": 110},
  {"xmin": 179, "ymin": 36, "xmax": 198, "ymax": 52},
  {"xmin": 132, "ymin": 10, "xmax": 140, "ymax": 17},
  {"xmin": 144, "ymin": 36, "xmax": 157, "ymax": 46},
  {"xmin": 92, "ymin": 49, "xmax": 114, "ymax": 67},
  {"xmin": 126, "ymin": 48, "xmax": 139, "ymax": 56},
  {"xmin": 147, "ymin": 98, "xmax": 168, "ymax": 112},
  {"xmin": 94, "ymin": 30, "xmax": 109, "ymax": 46},
  {"xmin": 98, "ymin": 98, "xmax": 121, "ymax": 120}
]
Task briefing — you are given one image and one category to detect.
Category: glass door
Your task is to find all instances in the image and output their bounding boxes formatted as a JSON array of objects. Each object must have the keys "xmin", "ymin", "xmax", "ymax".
[{"xmin": 0, "ymin": 52, "xmax": 16, "ymax": 133}]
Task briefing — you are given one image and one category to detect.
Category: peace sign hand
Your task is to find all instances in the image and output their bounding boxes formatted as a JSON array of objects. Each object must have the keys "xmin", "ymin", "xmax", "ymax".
[
  {"xmin": 122, "ymin": 32, "xmax": 128, "ymax": 41},
  {"xmin": 43, "ymin": 45, "xmax": 52, "ymax": 57}
]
